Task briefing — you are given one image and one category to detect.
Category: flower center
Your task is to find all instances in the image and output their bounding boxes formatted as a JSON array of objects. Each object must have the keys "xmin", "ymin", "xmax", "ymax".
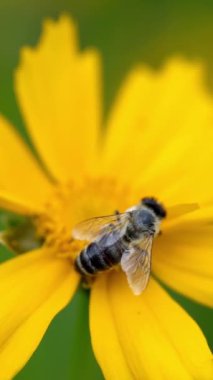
[{"xmin": 35, "ymin": 176, "xmax": 137, "ymax": 257}]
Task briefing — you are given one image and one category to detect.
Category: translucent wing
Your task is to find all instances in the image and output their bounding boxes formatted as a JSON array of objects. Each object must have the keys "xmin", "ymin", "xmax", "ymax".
[
  {"xmin": 72, "ymin": 212, "xmax": 130, "ymax": 243},
  {"xmin": 121, "ymin": 234, "xmax": 153, "ymax": 295}
]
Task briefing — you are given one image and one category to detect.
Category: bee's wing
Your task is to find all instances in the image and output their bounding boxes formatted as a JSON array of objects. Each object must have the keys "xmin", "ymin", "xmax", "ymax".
[
  {"xmin": 72, "ymin": 212, "xmax": 130, "ymax": 243},
  {"xmin": 121, "ymin": 234, "xmax": 153, "ymax": 295}
]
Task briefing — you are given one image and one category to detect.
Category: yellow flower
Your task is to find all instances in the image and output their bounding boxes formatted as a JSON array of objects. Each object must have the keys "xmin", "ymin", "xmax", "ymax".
[{"xmin": 0, "ymin": 15, "xmax": 212, "ymax": 380}]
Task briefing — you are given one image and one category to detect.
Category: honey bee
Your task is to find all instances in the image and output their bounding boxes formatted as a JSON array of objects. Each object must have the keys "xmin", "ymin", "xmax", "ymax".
[{"xmin": 73, "ymin": 197, "xmax": 167, "ymax": 295}]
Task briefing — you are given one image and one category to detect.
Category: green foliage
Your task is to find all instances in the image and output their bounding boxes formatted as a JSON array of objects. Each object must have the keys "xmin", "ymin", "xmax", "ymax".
[
  {"xmin": 15, "ymin": 288, "xmax": 104, "ymax": 380},
  {"xmin": 0, "ymin": 211, "xmax": 44, "ymax": 253}
]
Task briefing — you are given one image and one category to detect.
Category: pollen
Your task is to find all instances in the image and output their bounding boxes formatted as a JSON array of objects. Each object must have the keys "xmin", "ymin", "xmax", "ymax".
[{"xmin": 34, "ymin": 176, "xmax": 135, "ymax": 258}]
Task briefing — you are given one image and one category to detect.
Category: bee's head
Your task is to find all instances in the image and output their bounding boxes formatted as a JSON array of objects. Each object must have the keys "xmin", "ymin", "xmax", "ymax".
[{"xmin": 141, "ymin": 197, "xmax": 167, "ymax": 219}]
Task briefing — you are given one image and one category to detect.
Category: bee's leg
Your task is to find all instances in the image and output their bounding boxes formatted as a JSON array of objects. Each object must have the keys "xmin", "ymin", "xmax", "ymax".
[
  {"xmin": 158, "ymin": 230, "xmax": 162, "ymax": 236},
  {"xmin": 81, "ymin": 275, "xmax": 95, "ymax": 289},
  {"xmin": 114, "ymin": 209, "xmax": 121, "ymax": 222}
]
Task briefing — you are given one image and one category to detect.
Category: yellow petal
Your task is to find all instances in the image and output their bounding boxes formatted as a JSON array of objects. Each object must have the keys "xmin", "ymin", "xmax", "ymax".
[
  {"xmin": 90, "ymin": 275, "xmax": 134, "ymax": 380},
  {"xmin": 153, "ymin": 206, "xmax": 213, "ymax": 307},
  {"xmin": 90, "ymin": 273, "xmax": 213, "ymax": 380},
  {"xmin": 0, "ymin": 190, "xmax": 36, "ymax": 214},
  {"xmin": 0, "ymin": 115, "xmax": 52, "ymax": 213},
  {"xmin": 15, "ymin": 15, "xmax": 102, "ymax": 182},
  {"xmin": 103, "ymin": 58, "xmax": 213, "ymax": 204},
  {"xmin": 0, "ymin": 247, "xmax": 79, "ymax": 380}
]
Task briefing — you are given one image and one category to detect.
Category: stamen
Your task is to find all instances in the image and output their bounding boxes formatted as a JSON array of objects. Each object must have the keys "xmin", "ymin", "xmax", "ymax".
[{"xmin": 34, "ymin": 176, "xmax": 135, "ymax": 259}]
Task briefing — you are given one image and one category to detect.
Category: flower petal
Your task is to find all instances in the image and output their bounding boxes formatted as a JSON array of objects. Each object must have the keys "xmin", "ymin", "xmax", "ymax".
[
  {"xmin": 0, "ymin": 190, "xmax": 36, "ymax": 214},
  {"xmin": 0, "ymin": 247, "xmax": 79, "ymax": 380},
  {"xmin": 15, "ymin": 15, "xmax": 102, "ymax": 182},
  {"xmin": 103, "ymin": 58, "xmax": 213, "ymax": 204},
  {"xmin": 90, "ymin": 275, "xmax": 133, "ymax": 380},
  {"xmin": 153, "ymin": 206, "xmax": 213, "ymax": 307},
  {"xmin": 90, "ymin": 273, "xmax": 213, "ymax": 380},
  {"xmin": 0, "ymin": 116, "xmax": 52, "ymax": 213}
]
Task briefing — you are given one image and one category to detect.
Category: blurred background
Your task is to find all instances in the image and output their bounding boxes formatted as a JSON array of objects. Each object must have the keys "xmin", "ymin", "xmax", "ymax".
[{"xmin": 0, "ymin": 0, "xmax": 212, "ymax": 379}]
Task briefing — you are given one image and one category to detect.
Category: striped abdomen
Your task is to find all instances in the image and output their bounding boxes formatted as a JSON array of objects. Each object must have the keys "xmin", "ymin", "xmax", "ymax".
[{"xmin": 75, "ymin": 236, "xmax": 128, "ymax": 276}]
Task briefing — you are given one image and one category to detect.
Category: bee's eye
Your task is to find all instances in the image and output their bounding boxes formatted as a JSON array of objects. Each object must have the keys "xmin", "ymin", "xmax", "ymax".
[
  {"xmin": 142, "ymin": 213, "xmax": 155, "ymax": 228},
  {"xmin": 141, "ymin": 197, "xmax": 167, "ymax": 219},
  {"xmin": 136, "ymin": 210, "xmax": 155, "ymax": 228}
]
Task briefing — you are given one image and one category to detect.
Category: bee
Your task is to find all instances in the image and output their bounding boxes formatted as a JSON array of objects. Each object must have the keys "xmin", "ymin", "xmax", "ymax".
[{"xmin": 72, "ymin": 197, "xmax": 166, "ymax": 295}]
